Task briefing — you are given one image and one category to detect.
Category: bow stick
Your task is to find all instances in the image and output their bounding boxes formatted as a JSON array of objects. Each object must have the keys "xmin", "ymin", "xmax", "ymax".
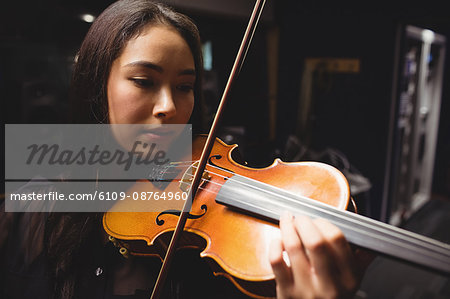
[{"xmin": 150, "ymin": 0, "xmax": 267, "ymax": 298}]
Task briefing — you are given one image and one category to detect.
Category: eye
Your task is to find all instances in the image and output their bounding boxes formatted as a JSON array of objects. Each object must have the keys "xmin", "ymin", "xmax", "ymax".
[
  {"xmin": 130, "ymin": 78, "xmax": 154, "ymax": 88},
  {"xmin": 177, "ymin": 83, "xmax": 194, "ymax": 93}
]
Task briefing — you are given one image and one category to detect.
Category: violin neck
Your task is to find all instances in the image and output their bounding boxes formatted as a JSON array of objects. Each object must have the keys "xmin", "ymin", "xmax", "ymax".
[{"xmin": 215, "ymin": 174, "xmax": 450, "ymax": 275}]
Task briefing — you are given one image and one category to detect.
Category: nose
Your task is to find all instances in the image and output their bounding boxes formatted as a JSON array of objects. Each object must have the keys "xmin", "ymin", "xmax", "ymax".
[{"xmin": 153, "ymin": 86, "xmax": 176, "ymax": 120}]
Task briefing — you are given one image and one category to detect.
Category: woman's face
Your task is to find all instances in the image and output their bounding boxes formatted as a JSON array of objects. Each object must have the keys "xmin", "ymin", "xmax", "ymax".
[{"xmin": 107, "ymin": 24, "xmax": 196, "ymax": 126}]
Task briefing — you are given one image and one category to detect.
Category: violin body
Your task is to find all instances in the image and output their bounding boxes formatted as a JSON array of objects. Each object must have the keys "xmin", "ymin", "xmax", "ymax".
[{"xmin": 103, "ymin": 136, "xmax": 350, "ymax": 298}]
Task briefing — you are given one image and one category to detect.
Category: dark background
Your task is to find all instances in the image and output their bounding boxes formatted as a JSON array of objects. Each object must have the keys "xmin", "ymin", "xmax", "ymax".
[
  {"xmin": 2, "ymin": 0, "xmax": 450, "ymax": 221},
  {"xmin": 2, "ymin": 1, "xmax": 450, "ymax": 298}
]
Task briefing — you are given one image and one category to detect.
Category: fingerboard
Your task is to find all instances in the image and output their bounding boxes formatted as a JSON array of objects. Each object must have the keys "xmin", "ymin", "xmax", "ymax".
[{"xmin": 215, "ymin": 174, "xmax": 450, "ymax": 275}]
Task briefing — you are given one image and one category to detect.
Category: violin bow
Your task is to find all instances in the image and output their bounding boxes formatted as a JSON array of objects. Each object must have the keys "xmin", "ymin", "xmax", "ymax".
[{"xmin": 150, "ymin": 0, "xmax": 267, "ymax": 298}]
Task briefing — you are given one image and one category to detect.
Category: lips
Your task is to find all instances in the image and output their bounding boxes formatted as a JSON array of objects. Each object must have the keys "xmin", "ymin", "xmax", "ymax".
[
  {"xmin": 136, "ymin": 127, "xmax": 177, "ymax": 148},
  {"xmin": 140, "ymin": 127, "xmax": 175, "ymax": 137}
]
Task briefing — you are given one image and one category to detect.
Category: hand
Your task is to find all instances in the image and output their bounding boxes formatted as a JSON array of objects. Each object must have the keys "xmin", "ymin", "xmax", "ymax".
[{"xmin": 269, "ymin": 213, "xmax": 369, "ymax": 299}]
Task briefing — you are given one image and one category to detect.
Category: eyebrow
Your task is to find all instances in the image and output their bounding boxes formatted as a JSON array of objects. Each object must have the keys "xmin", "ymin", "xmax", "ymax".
[{"xmin": 124, "ymin": 61, "xmax": 196, "ymax": 76}]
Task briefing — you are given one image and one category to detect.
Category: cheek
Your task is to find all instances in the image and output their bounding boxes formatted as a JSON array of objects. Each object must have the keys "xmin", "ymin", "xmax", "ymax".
[
  {"xmin": 179, "ymin": 98, "xmax": 195, "ymax": 123},
  {"xmin": 107, "ymin": 80, "xmax": 144, "ymax": 123}
]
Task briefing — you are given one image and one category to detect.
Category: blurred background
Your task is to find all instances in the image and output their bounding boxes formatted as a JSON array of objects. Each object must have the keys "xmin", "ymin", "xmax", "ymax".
[{"xmin": 2, "ymin": 0, "xmax": 450, "ymax": 297}]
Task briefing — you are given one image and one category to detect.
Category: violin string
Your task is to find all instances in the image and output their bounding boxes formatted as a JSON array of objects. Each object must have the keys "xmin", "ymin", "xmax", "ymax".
[
  {"xmin": 164, "ymin": 162, "xmax": 449, "ymax": 242},
  {"xmin": 186, "ymin": 175, "xmax": 450, "ymax": 256},
  {"xmin": 150, "ymin": 161, "xmax": 449, "ymax": 253},
  {"xmin": 175, "ymin": 181, "xmax": 450, "ymax": 272},
  {"xmin": 178, "ymin": 165, "xmax": 449, "ymax": 252},
  {"xmin": 152, "ymin": 159, "xmax": 263, "ymax": 180},
  {"xmin": 141, "ymin": 161, "xmax": 450, "ymax": 264},
  {"xmin": 149, "ymin": 160, "xmax": 238, "ymax": 178},
  {"xmin": 179, "ymin": 178, "xmax": 448, "ymax": 259},
  {"xmin": 143, "ymin": 163, "xmax": 450, "ymax": 266}
]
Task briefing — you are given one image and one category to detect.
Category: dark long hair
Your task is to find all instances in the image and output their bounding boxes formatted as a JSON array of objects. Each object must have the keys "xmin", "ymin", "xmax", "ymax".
[{"xmin": 48, "ymin": 1, "xmax": 204, "ymax": 298}]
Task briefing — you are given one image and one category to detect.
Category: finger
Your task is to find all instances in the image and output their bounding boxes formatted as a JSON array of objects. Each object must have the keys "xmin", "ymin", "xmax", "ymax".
[
  {"xmin": 269, "ymin": 236, "xmax": 293, "ymax": 290},
  {"xmin": 294, "ymin": 216, "xmax": 337, "ymax": 289},
  {"xmin": 313, "ymin": 218, "xmax": 354, "ymax": 268},
  {"xmin": 313, "ymin": 218, "xmax": 358, "ymax": 291},
  {"xmin": 279, "ymin": 213, "xmax": 311, "ymax": 285}
]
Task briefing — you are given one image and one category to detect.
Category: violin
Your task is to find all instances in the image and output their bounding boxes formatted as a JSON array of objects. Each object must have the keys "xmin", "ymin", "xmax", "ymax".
[
  {"xmin": 104, "ymin": 135, "xmax": 450, "ymax": 298},
  {"xmin": 104, "ymin": 135, "xmax": 352, "ymax": 298}
]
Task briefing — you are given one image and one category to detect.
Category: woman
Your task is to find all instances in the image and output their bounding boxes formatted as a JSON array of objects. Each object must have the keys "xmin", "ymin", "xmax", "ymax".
[{"xmin": 1, "ymin": 1, "xmax": 364, "ymax": 298}]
